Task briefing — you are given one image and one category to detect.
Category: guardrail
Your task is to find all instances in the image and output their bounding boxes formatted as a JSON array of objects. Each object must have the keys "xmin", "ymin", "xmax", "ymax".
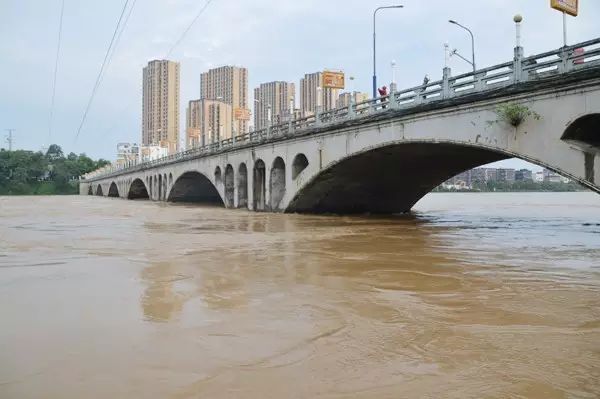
[{"xmin": 83, "ymin": 39, "xmax": 600, "ymax": 181}]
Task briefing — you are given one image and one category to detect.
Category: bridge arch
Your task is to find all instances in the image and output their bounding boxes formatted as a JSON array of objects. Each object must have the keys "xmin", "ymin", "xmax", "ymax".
[
  {"xmin": 253, "ymin": 159, "xmax": 266, "ymax": 211},
  {"xmin": 95, "ymin": 185, "xmax": 103, "ymax": 196},
  {"xmin": 237, "ymin": 163, "xmax": 248, "ymax": 208},
  {"xmin": 158, "ymin": 175, "xmax": 163, "ymax": 200},
  {"xmin": 167, "ymin": 171, "xmax": 223, "ymax": 205},
  {"xmin": 128, "ymin": 178, "xmax": 149, "ymax": 199},
  {"xmin": 270, "ymin": 157, "xmax": 286, "ymax": 211},
  {"xmin": 87, "ymin": 185, "xmax": 93, "ymax": 195},
  {"xmin": 292, "ymin": 153, "xmax": 309, "ymax": 180},
  {"xmin": 562, "ymin": 113, "xmax": 600, "ymax": 150},
  {"xmin": 108, "ymin": 182, "xmax": 119, "ymax": 197},
  {"xmin": 215, "ymin": 166, "xmax": 222, "ymax": 186},
  {"xmin": 286, "ymin": 140, "xmax": 597, "ymax": 214},
  {"xmin": 224, "ymin": 164, "xmax": 235, "ymax": 208}
]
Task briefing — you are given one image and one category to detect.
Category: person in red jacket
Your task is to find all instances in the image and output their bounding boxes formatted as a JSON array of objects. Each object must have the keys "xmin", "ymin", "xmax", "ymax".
[{"xmin": 378, "ymin": 86, "xmax": 388, "ymax": 109}]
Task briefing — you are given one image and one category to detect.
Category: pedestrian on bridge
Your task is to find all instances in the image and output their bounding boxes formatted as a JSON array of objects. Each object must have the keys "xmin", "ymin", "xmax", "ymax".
[{"xmin": 378, "ymin": 85, "xmax": 388, "ymax": 109}]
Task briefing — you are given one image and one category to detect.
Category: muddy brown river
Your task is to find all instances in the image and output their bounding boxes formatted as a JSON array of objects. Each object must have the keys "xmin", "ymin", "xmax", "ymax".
[{"xmin": 1, "ymin": 193, "xmax": 599, "ymax": 398}]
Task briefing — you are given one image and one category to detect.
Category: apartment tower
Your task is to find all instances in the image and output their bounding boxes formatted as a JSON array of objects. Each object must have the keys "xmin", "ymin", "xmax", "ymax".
[
  {"xmin": 200, "ymin": 66, "xmax": 249, "ymax": 135},
  {"xmin": 299, "ymin": 72, "xmax": 339, "ymax": 117},
  {"xmin": 142, "ymin": 60, "xmax": 180, "ymax": 154},
  {"xmin": 186, "ymin": 99, "xmax": 233, "ymax": 148},
  {"xmin": 253, "ymin": 81, "xmax": 295, "ymax": 130},
  {"xmin": 336, "ymin": 91, "xmax": 369, "ymax": 108}
]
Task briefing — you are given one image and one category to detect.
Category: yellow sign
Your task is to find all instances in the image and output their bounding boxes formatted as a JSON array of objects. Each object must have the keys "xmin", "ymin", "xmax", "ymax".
[
  {"xmin": 551, "ymin": 0, "xmax": 578, "ymax": 16},
  {"xmin": 234, "ymin": 108, "xmax": 251, "ymax": 121},
  {"xmin": 322, "ymin": 70, "xmax": 345, "ymax": 89}
]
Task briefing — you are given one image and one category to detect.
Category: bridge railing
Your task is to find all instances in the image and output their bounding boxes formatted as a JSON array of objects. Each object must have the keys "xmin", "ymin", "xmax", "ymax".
[{"xmin": 82, "ymin": 38, "xmax": 600, "ymax": 182}]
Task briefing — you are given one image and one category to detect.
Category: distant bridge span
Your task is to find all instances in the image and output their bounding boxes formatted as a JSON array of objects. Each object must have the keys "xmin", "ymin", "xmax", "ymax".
[{"xmin": 82, "ymin": 41, "xmax": 600, "ymax": 213}]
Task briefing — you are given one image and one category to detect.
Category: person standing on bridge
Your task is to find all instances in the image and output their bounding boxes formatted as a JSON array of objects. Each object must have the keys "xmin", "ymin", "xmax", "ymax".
[{"xmin": 378, "ymin": 85, "xmax": 388, "ymax": 109}]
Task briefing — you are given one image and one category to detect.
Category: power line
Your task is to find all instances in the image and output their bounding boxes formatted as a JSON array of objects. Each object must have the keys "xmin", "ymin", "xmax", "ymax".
[
  {"xmin": 48, "ymin": 0, "xmax": 65, "ymax": 143},
  {"xmin": 165, "ymin": 0, "xmax": 216, "ymax": 58},
  {"xmin": 99, "ymin": 0, "xmax": 138, "ymax": 88},
  {"xmin": 74, "ymin": 0, "xmax": 131, "ymax": 142},
  {"xmin": 98, "ymin": 0, "xmax": 217, "ymax": 138}
]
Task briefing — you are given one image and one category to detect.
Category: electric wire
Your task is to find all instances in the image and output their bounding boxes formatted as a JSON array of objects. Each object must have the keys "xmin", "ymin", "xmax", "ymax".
[
  {"xmin": 75, "ymin": 0, "xmax": 131, "ymax": 141},
  {"xmin": 165, "ymin": 0, "xmax": 215, "ymax": 58},
  {"xmin": 48, "ymin": 0, "xmax": 65, "ymax": 143}
]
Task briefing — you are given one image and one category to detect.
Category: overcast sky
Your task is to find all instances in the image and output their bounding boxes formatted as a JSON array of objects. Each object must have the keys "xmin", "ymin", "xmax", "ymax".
[{"xmin": 1, "ymin": 0, "xmax": 599, "ymax": 169}]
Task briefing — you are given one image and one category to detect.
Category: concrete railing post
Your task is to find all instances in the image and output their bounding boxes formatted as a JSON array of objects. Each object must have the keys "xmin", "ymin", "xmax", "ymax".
[
  {"xmin": 347, "ymin": 99, "xmax": 356, "ymax": 118},
  {"xmin": 442, "ymin": 67, "xmax": 452, "ymax": 99},
  {"xmin": 559, "ymin": 47, "xmax": 572, "ymax": 73},
  {"xmin": 513, "ymin": 46, "xmax": 525, "ymax": 83}
]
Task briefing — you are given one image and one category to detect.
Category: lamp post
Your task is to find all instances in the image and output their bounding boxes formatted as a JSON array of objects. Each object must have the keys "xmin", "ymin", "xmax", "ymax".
[
  {"xmin": 449, "ymin": 19, "xmax": 476, "ymax": 72},
  {"xmin": 373, "ymin": 5, "xmax": 403, "ymax": 98}
]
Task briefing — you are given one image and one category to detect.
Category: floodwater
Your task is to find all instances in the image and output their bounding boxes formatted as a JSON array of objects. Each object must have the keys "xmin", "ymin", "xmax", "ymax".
[{"xmin": 1, "ymin": 193, "xmax": 599, "ymax": 399}]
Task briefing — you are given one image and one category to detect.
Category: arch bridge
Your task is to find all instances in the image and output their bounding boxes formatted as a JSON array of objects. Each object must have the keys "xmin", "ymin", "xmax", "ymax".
[{"xmin": 81, "ymin": 40, "xmax": 600, "ymax": 214}]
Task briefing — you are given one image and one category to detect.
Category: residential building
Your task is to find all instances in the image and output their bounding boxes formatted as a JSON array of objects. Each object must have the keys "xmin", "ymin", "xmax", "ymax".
[
  {"xmin": 299, "ymin": 71, "xmax": 340, "ymax": 117},
  {"xmin": 115, "ymin": 143, "xmax": 139, "ymax": 168},
  {"xmin": 496, "ymin": 168, "xmax": 516, "ymax": 182},
  {"xmin": 200, "ymin": 66, "xmax": 249, "ymax": 135},
  {"xmin": 534, "ymin": 170, "xmax": 544, "ymax": 182},
  {"xmin": 515, "ymin": 169, "xmax": 533, "ymax": 181},
  {"xmin": 186, "ymin": 99, "xmax": 233, "ymax": 147},
  {"xmin": 336, "ymin": 91, "xmax": 369, "ymax": 108},
  {"xmin": 253, "ymin": 81, "xmax": 295, "ymax": 130},
  {"xmin": 141, "ymin": 145, "xmax": 169, "ymax": 162},
  {"xmin": 543, "ymin": 168, "xmax": 567, "ymax": 183},
  {"xmin": 142, "ymin": 60, "xmax": 180, "ymax": 154},
  {"xmin": 471, "ymin": 168, "xmax": 498, "ymax": 183}
]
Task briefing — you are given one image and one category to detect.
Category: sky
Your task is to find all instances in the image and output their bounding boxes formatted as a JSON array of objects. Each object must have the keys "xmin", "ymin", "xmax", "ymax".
[{"xmin": 1, "ymin": 0, "xmax": 599, "ymax": 170}]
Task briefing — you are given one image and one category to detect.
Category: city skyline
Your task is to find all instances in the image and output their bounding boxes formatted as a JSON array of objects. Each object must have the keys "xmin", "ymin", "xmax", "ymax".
[{"xmin": 2, "ymin": 0, "xmax": 600, "ymax": 172}]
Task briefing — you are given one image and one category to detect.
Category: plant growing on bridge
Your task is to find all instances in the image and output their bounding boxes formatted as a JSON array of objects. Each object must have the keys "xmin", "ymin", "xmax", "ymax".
[{"xmin": 495, "ymin": 103, "xmax": 540, "ymax": 127}]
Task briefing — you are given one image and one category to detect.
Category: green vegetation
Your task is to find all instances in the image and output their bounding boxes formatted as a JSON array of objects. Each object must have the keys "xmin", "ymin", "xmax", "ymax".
[
  {"xmin": 0, "ymin": 145, "xmax": 110, "ymax": 195},
  {"xmin": 434, "ymin": 180, "xmax": 586, "ymax": 193},
  {"xmin": 495, "ymin": 103, "xmax": 541, "ymax": 127}
]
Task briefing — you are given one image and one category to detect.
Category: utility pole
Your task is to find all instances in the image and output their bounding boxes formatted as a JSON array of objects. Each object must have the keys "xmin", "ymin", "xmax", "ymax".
[{"xmin": 5, "ymin": 129, "xmax": 15, "ymax": 151}]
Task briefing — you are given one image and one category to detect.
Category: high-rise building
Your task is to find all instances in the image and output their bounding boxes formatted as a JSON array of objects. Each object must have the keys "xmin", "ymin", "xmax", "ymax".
[
  {"xmin": 299, "ymin": 72, "xmax": 339, "ymax": 117},
  {"xmin": 515, "ymin": 169, "xmax": 533, "ymax": 181},
  {"xmin": 253, "ymin": 81, "xmax": 295, "ymax": 130},
  {"xmin": 142, "ymin": 60, "xmax": 180, "ymax": 154},
  {"xmin": 496, "ymin": 168, "xmax": 516, "ymax": 182},
  {"xmin": 200, "ymin": 66, "xmax": 249, "ymax": 135},
  {"xmin": 336, "ymin": 91, "xmax": 369, "ymax": 108},
  {"xmin": 186, "ymin": 99, "xmax": 233, "ymax": 148}
]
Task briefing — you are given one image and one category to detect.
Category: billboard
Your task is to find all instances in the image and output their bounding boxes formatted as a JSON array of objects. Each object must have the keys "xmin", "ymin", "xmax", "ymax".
[
  {"xmin": 322, "ymin": 70, "xmax": 345, "ymax": 89},
  {"xmin": 234, "ymin": 108, "xmax": 251, "ymax": 120},
  {"xmin": 551, "ymin": 0, "xmax": 578, "ymax": 16}
]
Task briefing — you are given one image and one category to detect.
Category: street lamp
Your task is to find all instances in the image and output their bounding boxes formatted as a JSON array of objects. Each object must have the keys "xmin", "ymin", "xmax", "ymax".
[
  {"xmin": 449, "ymin": 19, "xmax": 476, "ymax": 72},
  {"xmin": 373, "ymin": 5, "xmax": 404, "ymax": 98}
]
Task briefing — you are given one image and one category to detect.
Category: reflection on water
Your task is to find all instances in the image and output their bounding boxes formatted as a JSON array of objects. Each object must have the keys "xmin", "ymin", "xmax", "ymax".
[{"xmin": 0, "ymin": 193, "xmax": 599, "ymax": 399}]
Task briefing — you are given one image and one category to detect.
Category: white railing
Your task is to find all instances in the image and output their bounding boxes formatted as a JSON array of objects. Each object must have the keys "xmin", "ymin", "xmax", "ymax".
[{"xmin": 83, "ymin": 38, "xmax": 600, "ymax": 181}]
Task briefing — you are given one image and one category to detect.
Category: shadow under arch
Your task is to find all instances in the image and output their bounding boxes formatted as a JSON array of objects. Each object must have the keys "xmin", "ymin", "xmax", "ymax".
[
  {"xmin": 128, "ymin": 178, "xmax": 149, "ymax": 200},
  {"xmin": 95, "ymin": 185, "xmax": 103, "ymax": 196},
  {"xmin": 167, "ymin": 171, "xmax": 224, "ymax": 205},
  {"xmin": 561, "ymin": 113, "xmax": 600, "ymax": 150},
  {"xmin": 285, "ymin": 141, "xmax": 597, "ymax": 215},
  {"xmin": 108, "ymin": 182, "xmax": 119, "ymax": 197}
]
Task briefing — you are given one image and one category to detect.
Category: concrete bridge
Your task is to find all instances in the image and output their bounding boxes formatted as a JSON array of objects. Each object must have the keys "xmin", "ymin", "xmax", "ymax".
[{"xmin": 82, "ymin": 40, "xmax": 600, "ymax": 213}]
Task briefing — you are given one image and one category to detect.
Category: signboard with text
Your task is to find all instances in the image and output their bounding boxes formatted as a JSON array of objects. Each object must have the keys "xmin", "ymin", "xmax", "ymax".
[
  {"xmin": 234, "ymin": 108, "xmax": 251, "ymax": 121},
  {"xmin": 551, "ymin": 0, "xmax": 578, "ymax": 16},
  {"xmin": 322, "ymin": 71, "xmax": 345, "ymax": 89}
]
